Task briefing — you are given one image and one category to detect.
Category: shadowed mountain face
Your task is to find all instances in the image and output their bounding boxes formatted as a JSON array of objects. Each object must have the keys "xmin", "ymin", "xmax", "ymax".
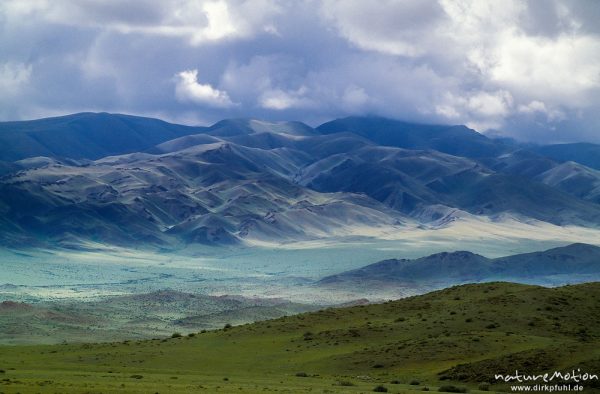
[
  {"xmin": 0, "ymin": 113, "xmax": 206, "ymax": 161},
  {"xmin": 319, "ymin": 243, "xmax": 600, "ymax": 287},
  {"xmin": 1, "ymin": 113, "xmax": 599, "ymax": 248},
  {"xmin": 317, "ymin": 116, "xmax": 510, "ymax": 158},
  {"xmin": 0, "ymin": 138, "xmax": 405, "ymax": 248},
  {"xmin": 533, "ymin": 142, "xmax": 600, "ymax": 170}
]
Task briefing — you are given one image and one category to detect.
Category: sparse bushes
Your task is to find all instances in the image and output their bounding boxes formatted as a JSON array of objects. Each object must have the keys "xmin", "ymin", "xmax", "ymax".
[
  {"xmin": 338, "ymin": 380, "xmax": 354, "ymax": 386},
  {"xmin": 223, "ymin": 323, "xmax": 232, "ymax": 330},
  {"xmin": 372, "ymin": 363, "xmax": 384, "ymax": 368},
  {"xmin": 373, "ymin": 385, "xmax": 388, "ymax": 392},
  {"xmin": 390, "ymin": 380, "xmax": 401, "ymax": 384},
  {"xmin": 348, "ymin": 329, "xmax": 360, "ymax": 337},
  {"xmin": 465, "ymin": 318, "xmax": 473, "ymax": 323},
  {"xmin": 422, "ymin": 387, "xmax": 430, "ymax": 391},
  {"xmin": 439, "ymin": 384, "xmax": 468, "ymax": 392},
  {"xmin": 410, "ymin": 379, "xmax": 420, "ymax": 385},
  {"xmin": 485, "ymin": 323, "xmax": 499, "ymax": 329},
  {"xmin": 295, "ymin": 372, "xmax": 308, "ymax": 377},
  {"xmin": 171, "ymin": 332, "xmax": 182, "ymax": 338},
  {"xmin": 130, "ymin": 374, "xmax": 144, "ymax": 379},
  {"xmin": 187, "ymin": 333, "xmax": 196, "ymax": 337},
  {"xmin": 478, "ymin": 383, "xmax": 490, "ymax": 391}
]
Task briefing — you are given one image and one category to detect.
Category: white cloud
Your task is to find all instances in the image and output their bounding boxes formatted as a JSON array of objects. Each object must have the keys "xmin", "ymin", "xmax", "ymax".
[
  {"xmin": 1, "ymin": 0, "xmax": 600, "ymax": 142},
  {"xmin": 320, "ymin": 0, "xmax": 443, "ymax": 57},
  {"xmin": 319, "ymin": 0, "xmax": 600, "ymax": 136},
  {"xmin": 435, "ymin": 104, "xmax": 460, "ymax": 119},
  {"xmin": 467, "ymin": 90, "xmax": 513, "ymax": 118},
  {"xmin": 1, "ymin": 0, "xmax": 281, "ymax": 45},
  {"xmin": 0, "ymin": 62, "xmax": 32, "ymax": 92},
  {"xmin": 518, "ymin": 100, "xmax": 547, "ymax": 114},
  {"xmin": 259, "ymin": 86, "xmax": 313, "ymax": 110},
  {"xmin": 433, "ymin": 90, "xmax": 514, "ymax": 131},
  {"xmin": 174, "ymin": 69, "xmax": 235, "ymax": 108},
  {"xmin": 341, "ymin": 86, "xmax": 370, "ymax": 112},
  {"xmin": 487, "ymin": 33, "xmax": 600, "ymax": 104},
  {"xmin": 518, "ymin": 100, "xmax": 566, "ymax": 122}
]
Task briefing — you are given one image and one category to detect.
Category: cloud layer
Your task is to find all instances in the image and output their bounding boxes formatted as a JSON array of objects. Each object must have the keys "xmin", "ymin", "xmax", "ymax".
[{"xmin": 1, "ymin": 0, "xmax": 599, "ymax": 143}]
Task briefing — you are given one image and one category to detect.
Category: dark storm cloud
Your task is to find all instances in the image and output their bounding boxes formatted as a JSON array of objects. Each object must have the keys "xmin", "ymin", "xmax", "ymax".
[{"xmin": 0, "ymin": 0, "xmax": 599, "ymax": 143}]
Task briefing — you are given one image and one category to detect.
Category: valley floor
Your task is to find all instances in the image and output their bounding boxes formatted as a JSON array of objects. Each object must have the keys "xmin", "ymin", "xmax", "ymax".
[{"xmin": 3, "ymin": 217, "xmax": 600, "ymax": 304}]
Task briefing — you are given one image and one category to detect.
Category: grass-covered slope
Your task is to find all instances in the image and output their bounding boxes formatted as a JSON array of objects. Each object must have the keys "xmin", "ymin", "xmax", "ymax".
[{"xmin": 1, "ymin": 282, "xmax": 599, "ymax": 393}]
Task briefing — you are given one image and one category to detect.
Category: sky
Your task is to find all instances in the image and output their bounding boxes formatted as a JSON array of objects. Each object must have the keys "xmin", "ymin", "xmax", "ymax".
[{"xmin": 1, "ymin": 0, "xmax": 599, "ymax": 143}]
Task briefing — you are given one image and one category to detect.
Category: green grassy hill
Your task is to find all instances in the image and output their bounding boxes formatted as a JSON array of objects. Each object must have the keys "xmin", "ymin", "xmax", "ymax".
[{"xmin": 1, "ymin": 282, "xmax": 599, "ymax": 393}]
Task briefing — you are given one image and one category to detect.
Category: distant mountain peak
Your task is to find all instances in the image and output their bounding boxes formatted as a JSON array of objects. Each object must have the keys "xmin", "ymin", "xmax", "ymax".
[
  {"xmin": 208, "ymin": 118, "xmax": 315, "ymax": 137},
  {"xmin": 545, "ymin": 242, "xmax": 600, "ymax": 254},
  {"xmin": 423, "ymin": 250, "xmax": 483, "ymax": 260},
  {"xmin": 316, "ymin": 115, "xmax": 508, "ymax": 158}
]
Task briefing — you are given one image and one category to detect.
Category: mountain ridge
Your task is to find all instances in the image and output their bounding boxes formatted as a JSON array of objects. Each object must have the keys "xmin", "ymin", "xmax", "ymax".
[
  {"xmin": 0, "ymin": 112, "xmax": 207, "ymax": 161},
  {"xmin": 1, "ymin": 113, "xmax": 600, "ymax": 249},
  {"xmin": 319, "ymin": 243, "xmax": 600, "ymax": 287}
]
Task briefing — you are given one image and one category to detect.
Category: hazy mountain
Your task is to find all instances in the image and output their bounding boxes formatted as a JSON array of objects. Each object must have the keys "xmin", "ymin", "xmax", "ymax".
[
  {"xmin": 0, "ymin": 112, "xmax": 206, "ymax": 161},
  {"xmin": 534, "ymin": 142, "xmax": 600, "ymax": 170},
  {"xmin": 319, "ymin": 243, "xmax": 600, "ymax": 286},
  {"xmin": 481, "ymin": 149, "xmax": 557, "ymax": 178},
  {"xmin": 491, "ymin": 243, "xmax": 600, "ymax": 277},
  {"xmin": 317, "ymin": 116, "xmax": 511, "ymax": 158}
]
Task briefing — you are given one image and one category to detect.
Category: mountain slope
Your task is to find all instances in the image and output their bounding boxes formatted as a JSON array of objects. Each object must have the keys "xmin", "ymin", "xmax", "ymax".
[
  {"xmin": 317, "ymin": 116, "xmax": 511, "ymax": 158},
  {"xmin": 0, "ymin": 139, "xmax": 406, "ymax": 248},
  {"xmin": 0, "ymin": 112, "xmax": 207, "ymax": 161},
  {"xmin": 1, "ymin": 113, "xmax": 600, "ymax": 249},
  {"xmin": 1, "ymin": 282, "xmax": 598, "ymax": 392},
  {"xmin": 206, "ymin": 118, "xmax": 316, "ymax": 137},
  {"xmin": 320, "ymin": 243, "xmax": 600, "ymax": 287},
  {"xmin": 299, "ymin": 145, "xmax": 600, "ymax": 224},
  {"xmin": 534, "ymin": 142, "xmax": 600, "ymax": 170},
  {"xmin": 493, "ymin": 243, "xmax": 600, "ymax": 277},
  {"xmin": 535, "ymin": 161, "xmax": 600, "ymax": 203}
]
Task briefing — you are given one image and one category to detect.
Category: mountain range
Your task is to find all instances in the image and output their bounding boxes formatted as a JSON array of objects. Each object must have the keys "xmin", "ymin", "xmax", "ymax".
[
  {"xmin": 1, "ymin": 112, "xmax": 599, "ymax": 249},
  {"xmin": 319, "ymin": 243, "xmax": 600, "ymax": 289}
]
